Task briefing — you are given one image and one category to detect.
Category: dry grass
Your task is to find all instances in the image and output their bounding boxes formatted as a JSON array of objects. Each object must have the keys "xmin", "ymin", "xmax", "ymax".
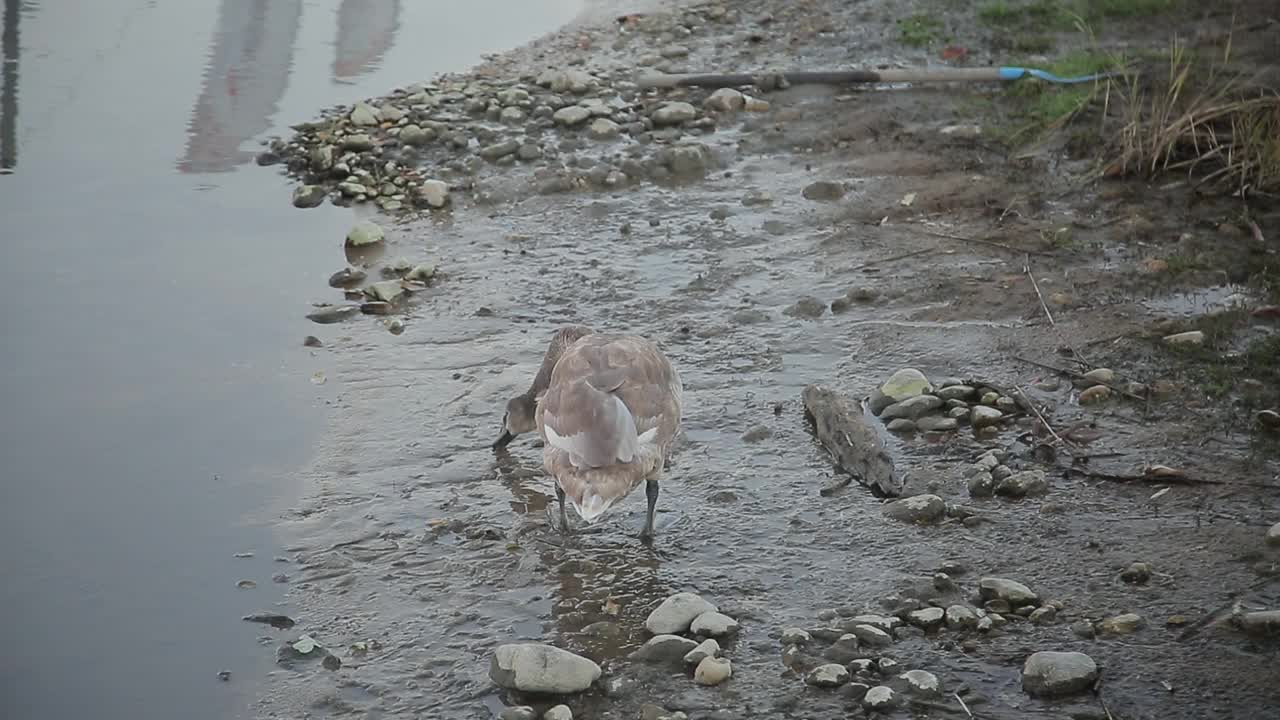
[{"xmin": 1103, "ymin": 36, "xmax": 1280, "ymax": 197}]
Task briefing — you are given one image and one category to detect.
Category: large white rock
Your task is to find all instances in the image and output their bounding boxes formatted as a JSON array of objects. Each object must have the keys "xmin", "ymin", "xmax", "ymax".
[
  {"xmin": 645, "ymin": 592, "xmax": 717, "ymax": 634},
  {"xmin": 345, "ymin": 220, "xmax": 385, "ymax": 247},
  {"xmin": 690, "ymin": 611, "xmax": 738, "ymax": 637},
  {"xmin": 489, "ymin": 643, "xmax": 600, "ymax": 694},
  {"xmin": 1022, "ymin": 651, "xmax": 1098, "ymax": 697},
  {"xmin": 880, "ymin": 368, "xmax": 932, "ymax": 401},
  {"xmin": 979, "ymin": 577, "xmax": 1040, "ymax": 607}
]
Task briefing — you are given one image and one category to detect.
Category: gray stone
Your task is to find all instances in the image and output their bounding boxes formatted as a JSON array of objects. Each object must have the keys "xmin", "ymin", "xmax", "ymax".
[
  {"xmin": 365, "ymin": 280, "xmax": 404, "ymax": 304},
  {"xmin": 499, "ymin": 106, "xmax": 526, "ymax": 123},
  {"xmin": 849, "ymin": 659, "xmax": 876, "ymax": 676},
  {"xmin": 996, "ymin": 470, "xmax": 1050, "ymax": 497},
  {"xmin": 898, "ymin": 669, "xmax": 942, "ymax": 697},
  {"xmin": 341, "ymin": 133, "xmax": 373, "ymax": 151},
  {"xmin": 684, "ymin": 638, "xmax": 719, "ymax": 665},
  {"xmin": 881, "ymin": 394, "xmax": 944, "ymax": 421},
  {"xmin": 970, "ymin": 406, "xmax": 1004, "ymax": 427},
  {"xmin": 880, "ymin": 368, "xmax": 932, "ymax": 401},
  {"xmin": 588, "ymin": 118, "xmax": 621, "ymax": 139},
  {"xmin": 1029, "ymin": 606, "xmax": 1057, "ymax": 624},
  {"xmin": 935, "ymin": 385, "xmax": 975, "ymax": 401},
  {"xmin": 345, "ymin": 220, "xmax": 385, "ymax": 246},
  {"xmin": 886, "ymin": 419, "xmax": 916, "ymax": 433},
  {"xmin": 802, "ymin": 180, "xmax": 845, "ymax": 201},
  {"xmin": 917, "ymin": 416, "xmax": 959, "ymax": 432},
  {"xmin": 694, "ymin": 656, "xmax": 732, "ymax": 685},
  {"xmin": 781, "ymin": 628, "xmax": 811, "ymax": 645},
  {"xmin": 945, "ymin": 605, "xmax": 979, "ymax": 630},
  {"xmin": 850, "ymin": 624, "xmax": 892, "ymax": 647},
  {"xmin": 862, "ymin": 685, "xmax": 898, "ymax": 710},
  {"xmin": 882, "ymin": 494, "xmax": 945, "ymax": 524},
  {"xmin": 967, "ymin": 471, "xmax": 995, "ymax": 498},
  {"xmin": 907, "ymin": 607, "xmax": 945, "ymax": 630},
  {"xmin": 1235, "ymin": 610, "xmax": 1280, "ymax": 635},
  {"xmin": 843, "ymin": 615, "xmax": 899, "ymax": 634},
  {"xmin": 1267, "ymin": 522, "xmax": 1280, "ymax": 547},
  {"xmin": 1120, "ymin": 562, "xmax": 1153, "ymax": 584},
  {"xmin": 645, "ymin": 592, "xmax": 717, "ymax": 634},
  {"xmin": 868, "ymin": 389, "xmax": 895, "ymax": 415},
  {"xmin": 876, "ymin": 657, "xmax": 900, "ymax": 675},
  {"xmin": 1097, "ymin": 613, "xmax": 1144, "ymax": 635},
  {"xmin": 1021, "ymin": 651, "xmax": 1098, "ymax": 697},
  {"xmin": 419, "ymin": 179, "xmax": 450, "ymax": 208},
  {"xmin": 292, "ymin": 185, "xmax": 326, "ymax": 209},
  {"xmin": 378, "ymin": 104, "xmax": 405, "ymax": 122},
  {"xmin": 544, "ymin": 705, "xmax": 573, "ymax": 720},
  {"xmin": 662, "ymin": 144, "xmax": 711, "ymax": 176},
  {"xmin": 633, "ymin": 635, "xmax": 698, "ymax": 663},
  {"xmin": 653, "ymin": 101, "xmax": 697, "ymax": 125},
  {"xmin": 690, "ymin": 611, "xmax": 738, "ymax": 637},
  {"xmin": 517, "ymin": 143, "xmax": 543, "ymax": 161},
  {"xmin": 480, "ymin": 140, "xmax": 520, "ymax": 161},
  {"xmin": 704, "ymin": 88, "xmax": 746, "ymax": 112},
  {"xmin": 979, "ymin": 578, "xmax": 1040, "ymax": 607},
  {"xmin": 553, "ymin": 106, "xmax": 591, "ymax": 126},
  {"xmin": 806, "ymin": 663, "xmax": 850, "ymax": 687},
  {"xmin": 490, "ymin": 643, "xmax": 601, "ymax": 694},
  {"xmin": 350, "ymin": 102, "xmax": 380, "ymax": 126},
  {"xmin": 306, "ymin": 305, "xmax": 360, "ymax": 324}
]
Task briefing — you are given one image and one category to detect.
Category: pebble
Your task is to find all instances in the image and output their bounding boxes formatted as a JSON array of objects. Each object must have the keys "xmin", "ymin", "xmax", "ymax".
[
  {"xmin": 880, "ymin": 368, "xmax": 932, "ymax": 401},
  {"xmin": 802, "ymin": 180, "xmax": 846, "ymax": 201},
  {"xmin": 784, "ymin": 296, "xmax": 826, "ymax": 318},
  {"xmin": 341, "ymin": 133, "xmax": 373, "ymax": 151},
  {"xmin": 843, "ymin": 614, "xmax": 900, "ymax": 634},
  {"xmin": 1163, "ymin": 330, "xmax": 1205, "ymax": 345},
  {"xmin": 544, "ymin": 705, "xmax": 573, "ymax": 720},
  {"xmin": 907, "ymin": 607, "xmax": 945, "ymax": 630},
  {"xmin": 704, "ymin": 88, "xmax": 746, "ymax": 112},
  {"xmin": 588, "ymin": 118, "xmax": 621, "ymax": 139},
  {"xmin": 917, "ymin": 416, "xmax": 959, "ymax": 432},
  {"xmin": 292, "ymin": 185, "xmax": 326, "ymax": 209},
  {"xmin": 303, "ymin": 336, "xmax": 322, "ymax": 348},
  {"xmin": 1235, "ymin": 610, "xmax": 1280, "ymax": 635},
  {"xmin": 633, "ymin": 635, "xmax": 698, "ymax": 664},
  {"xmin": 995, "ymin": 469, "xmax": 1050, "ymax": 497},
  {"xmin": 741, "ymin": 424, "xmax": 772, "ymax": 443},
  {"xmin": 881, "ymin": 494, "xmax": 945, "ymax": 524},
  {"xmin": 1071, "ymin": 620, "xmax": 1096, "ymax": 639},
  {"xmin": 862, "ymin": 685, "xmax": 898, "ymax": 710},
  {"xmin": 945, "ymin": 605, "xmax": 979, "ymax": 630},
  {"xmin": 876, "ymin": 657, "xmax": 900, "ymax": 675},
  {"xmin": 936, "ymin": 385, "xmax": 975, "ymax": 401},
  {"xmin": 886, "ymin": 419, "xmax": 916, "ymax": 433},
  {"xmin": 349, "ymin": 102, "xmax": 380, "ymax": 126},
  {"xmin": 345, "ymin": 220, "xmax": 385, "ymax": 247},
  {"xmin": 996, "ymin": 396, "xmax": 1018, "ymax": 412},
  {"xmin": 480, "ymin": 140, "xmax": 520, "ymax": 161},
  {"xmin": 365, "ymin": 280, "xmax": 405, "ymax": 304},
  {"xmin": 1080, "ymin": 368, "xmax": 1116, "ymax": 385},
  {"xmin": 881, "ymin": 394, "xmax": 944, "ymax": 420},
  {"xmin": 980, "ymin": 391, "xmax": 1000, "ymax": 405},
  {"xmin": 806, "ymin": 663, "xmax": 850, "ymax": 687},
  {"xmin": 1022, "ymin": 651, "xmax": 1098, "ymax": 697},
  {"xmin": 694, "ymin": 656, "xmax": 732, "ymax": 685},
  {"xmin": 1029, "ymin": 606, "xmax": 1057, "ymax": 624},
  {"xmin": 652, "ymin": 101, "xmax": 698, "ymax": 125},
  {"xmin": 898, "ymin": 669, "xmax": 942, "ymax": 697},
  {"xmin": 399, "ymin": 124, "xmax": 431, "ymax": 146},
  {"xmin": 419, "ymin": 179, "xmax": 450, "ymax": 208},
  {"xmin": 967, "ymin": 471, "xmax": 995, "ymax": 498},
  {"xmin": 1078, "ymin": 385, "xmax": 1111, "ymax": 404},
  {"xmin": 970, "ymin": 406, "xmax": 1003, "ymax": 427},
  {"xmin": 684, "ymin": 638, "xmax": 719, "ymax": 665},
  {"xmin": 850, "ymin": 624, "xmax": 893, "ymax": 647},
  {"xmin": 691, "ymin": 611, "xmax": 739, "ymax": 637},
  {"xmin": 306, "ymin": 305, "xmax": 360, "ymax": 324},
  {"xmin": 553, "ymin": 106, "xmax": 592, "ymax": 126},
  {"xmin": 1098, "ymin": 613, "xmax": 1144, "ymax": 635},
  {"xmin": 979, "ymin": 578, "xmax": 1039, "ymax": 607},
  {"xmin": 1120, "ymin": 562, "xmax": 1153, "ymax": 584},
  {"xmin": 489, "ymin": 643, "xmax": 601, "ymax": 694},
  {"xmin": 645, "ymin": 593, "xmax": 718, "ymax": 634},
  {"xmin": 781, "ymin": 628, "xmax": 811, "ymax": 645}
]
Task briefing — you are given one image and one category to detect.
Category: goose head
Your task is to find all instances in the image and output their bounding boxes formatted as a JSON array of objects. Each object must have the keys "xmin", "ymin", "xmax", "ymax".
[{"xmin": 493, "ymin": 393, "xmax": 537, "ymax": 450}]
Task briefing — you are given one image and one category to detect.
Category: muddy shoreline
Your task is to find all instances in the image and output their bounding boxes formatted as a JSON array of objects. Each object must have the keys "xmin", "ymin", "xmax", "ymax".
[{"xmin": 254, "ymin": 0, "xmax": 1279, "ymax": 718}]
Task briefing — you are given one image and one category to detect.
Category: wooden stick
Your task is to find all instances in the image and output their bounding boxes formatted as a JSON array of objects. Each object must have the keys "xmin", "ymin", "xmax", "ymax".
[
  {"xmin": 1012, "ymin": 385, "xmax": 1069, "ymax": 448},
  {"xmin": 1011, "ymin": 355, "xmax": 1146, "ymax": 401},
  {"xmin": 636, "ymin": 67, "xmax": 1007, "ymax": 89},
  {"xmin": 1024, "ymin": 255, "xmax": 1057, "ymax": 327},
  {"xmin": 854, "ymin": 246, "xmax": 933, "ymax": 270},
  {"xmin": 954, "ymin": 692, "xmax": 974, "ymax": 719}
]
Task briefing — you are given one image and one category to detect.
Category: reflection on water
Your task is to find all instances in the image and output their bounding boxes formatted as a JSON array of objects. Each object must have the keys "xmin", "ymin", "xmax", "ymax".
[
  {"xmin": 333, "ymin": 0, "xmax": 401, "ymax": 83},
  {"xmin": 178, "ymin": 0, "xmax": 302, "ymax": 173},
  {"xmin": 0, "ymin": 0, "xmax": 27, "ymax": 172}
]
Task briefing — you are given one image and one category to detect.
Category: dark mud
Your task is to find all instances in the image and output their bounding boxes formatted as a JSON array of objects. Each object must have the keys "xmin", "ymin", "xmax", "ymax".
[{"xmin": 257, "ymin": 1, "xmax": 1280, "ymax": 718}]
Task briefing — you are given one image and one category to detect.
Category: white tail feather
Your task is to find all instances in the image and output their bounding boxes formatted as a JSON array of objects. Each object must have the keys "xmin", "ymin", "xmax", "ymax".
[{"xmin": 567, "ymin": 487, "xmax": 621, "ymax": 524}]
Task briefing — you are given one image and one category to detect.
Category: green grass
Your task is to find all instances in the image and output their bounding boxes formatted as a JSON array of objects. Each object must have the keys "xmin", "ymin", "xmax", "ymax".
[
  {"xmin": 977, "ymin": 0, "xmax": 1181, "ymax": 32},
  {"xmin": 896, "ymin": 13, "xmax": 944, "ymax": 47},
  {"xmin": 1005, "ymin": 49, "xmax": 1119, "ymax": 128}
]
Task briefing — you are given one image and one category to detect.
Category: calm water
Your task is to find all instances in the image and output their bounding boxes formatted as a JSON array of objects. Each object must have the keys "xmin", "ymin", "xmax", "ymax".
[{"xmin": 0, "ymin": 1, "xmax": 580, "ymax": 718}]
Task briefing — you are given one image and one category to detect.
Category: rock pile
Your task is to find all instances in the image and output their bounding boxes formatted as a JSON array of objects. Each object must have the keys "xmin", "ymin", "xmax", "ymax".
[
  {"xmin": 965, "ymin": 448, "xmax": 1051, "ymax": 499},
  {"xmin": 634, "ymin": 592, "xmax": 739, "ymax": 687},
  {"xmin": 868, "ymin": 369, "xmax": 1019, "ymax": 437}
]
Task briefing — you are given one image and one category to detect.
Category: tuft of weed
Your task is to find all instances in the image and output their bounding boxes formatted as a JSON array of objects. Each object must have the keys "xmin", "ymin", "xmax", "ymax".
[{"xmin": 896, "ymin": 14, "xmax": 944, "ymax": 47}]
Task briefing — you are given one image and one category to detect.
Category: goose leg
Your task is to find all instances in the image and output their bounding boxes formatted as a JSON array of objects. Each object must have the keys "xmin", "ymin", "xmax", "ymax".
[
  {"xmin": 554, "ymin": 483, "xmax": 569, "ymax": 533},
  {"xmin": 640, "ymin": 479, "xmax": 659, "ymax": 541}
]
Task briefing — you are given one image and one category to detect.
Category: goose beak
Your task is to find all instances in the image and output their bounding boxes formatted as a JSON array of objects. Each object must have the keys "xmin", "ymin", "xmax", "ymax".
[{"xmin": 492, "ymin": 430, "xmax": 516, "ymax": 450}]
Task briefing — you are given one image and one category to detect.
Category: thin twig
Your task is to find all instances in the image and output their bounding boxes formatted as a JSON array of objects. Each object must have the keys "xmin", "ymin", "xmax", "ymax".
[
  {"xmin": 916, "ymin": 228, "xmax": 1056, "ymax": 257},
  {"xmin": 1060, "ymin": 464, "xmax": 1225, "ymax": 486},
  {"xmin": 953, "ymin": 692, "xmax": 974, "ymax": 719},
  {"xmin": 1013, "ymin": 385, "xmax": 1069, "ymax": 448},
  {"xmin": 854, "ymin": 246, "xmax": 933, "ymax": 270},
  {"xmin": 1024, "ymin": 254, "xmax": 1056, "ymax": 327}
]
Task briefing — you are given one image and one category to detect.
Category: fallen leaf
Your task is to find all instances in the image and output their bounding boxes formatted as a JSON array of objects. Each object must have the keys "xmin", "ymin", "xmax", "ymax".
[
  {"xmin": 900, "ymin": 192, "xmax": 916, "ymax": 207},
  {"xmin": 1252, "ymin": 305, "xmax": 1280, "ymax": 320},
  {"xmin": 311, "ymin": 371, "xmax": 327, "ymax": 385},
  {"xmin": 940, "ymin": 45, "xmax": 968, "ymax": 61},
  {"xmin": 1143, "ymin": 465, "xmax": 1187, "ymax": 479},
  {"xmin": 1149, "ymin": 487, "xmax": 1171, "ymax": 501}
]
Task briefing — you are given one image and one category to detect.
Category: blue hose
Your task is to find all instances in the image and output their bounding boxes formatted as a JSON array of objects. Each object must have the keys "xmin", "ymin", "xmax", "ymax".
[{"xmin": 998, "ymin": 66, "xmax": 1119, "ymax": 84}]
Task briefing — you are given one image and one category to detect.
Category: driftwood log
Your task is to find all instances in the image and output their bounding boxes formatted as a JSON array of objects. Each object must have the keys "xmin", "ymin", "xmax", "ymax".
[{"xmin": 802, "ymin": 384, "xmax": 903, "ymax": 497}]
